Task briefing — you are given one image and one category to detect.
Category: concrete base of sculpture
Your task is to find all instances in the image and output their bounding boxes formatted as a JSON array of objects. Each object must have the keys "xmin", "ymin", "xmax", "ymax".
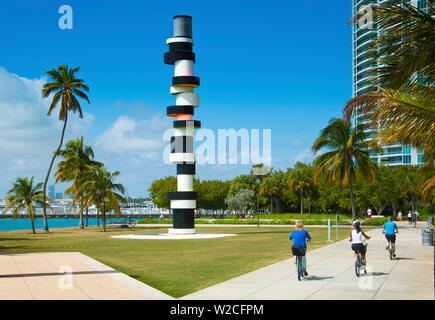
[
  {"xmin": 111, "ymin": 233, "xmax": 236, "ymax": 240},
  {"xmin": 168, "ymin": 228, "xmax": 196, "ymax": 235}
]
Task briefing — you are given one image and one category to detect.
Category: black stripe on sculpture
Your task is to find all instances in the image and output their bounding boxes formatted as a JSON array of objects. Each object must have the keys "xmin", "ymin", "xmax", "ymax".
[
  {"xmin": 177, "ymin": 163, "xmax": 196, "ymax": 175},
  {"xmin": 164, "ymin": 51, "xmax": 195, "ymax": 65},
  {"xmin": 173, "ymin": 120, "xmax": 201, "ymax": 128},
  {"xmin": 169, "ymin": 42, "xmax": 193, "ymax": 52},
  {"xmin": 172, "ymin": 209, "xmax": 194, "ymax": 229},
  {"xmin": 167, "ymin": 106, "xmax": 194, "ymax": 116},
  {"xmin": 167, "ymin": 192, "xmax": 197, "ymax": 200},
  {"xmin": 172, "ymin": 76, "xmax": 200, "ymax": 87},
  {"xmin": 170, "ymin": 136, "xmax": 194, "ymax": 153}
]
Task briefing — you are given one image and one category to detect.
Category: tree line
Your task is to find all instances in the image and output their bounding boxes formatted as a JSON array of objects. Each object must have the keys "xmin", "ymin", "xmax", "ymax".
[{"xmin": 148, "ymin": 162, "xmax": 432, "ymax": 219}]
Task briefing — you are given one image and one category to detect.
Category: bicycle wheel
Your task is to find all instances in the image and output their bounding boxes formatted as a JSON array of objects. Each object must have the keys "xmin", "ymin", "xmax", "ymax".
[
  {"xmin": 296, "ymin": 257, "xmax": 302, "ymax": 281},
  {"xmin": 355, "ymin": 254, "xmax": 361, "ymax": 277}
]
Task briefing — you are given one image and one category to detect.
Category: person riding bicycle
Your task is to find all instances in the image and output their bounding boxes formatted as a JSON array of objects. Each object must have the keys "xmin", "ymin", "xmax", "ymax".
[
  {"xmin": 349, "ymin": 221, "xmax": 371, "ymax": 264},
  {"xmin": 289, "ymin": 222, "xmax": 311, "ymax": 276},
  {"xmin": 383, "ymin": 216, "xmax": 398, "ymax": 257}
]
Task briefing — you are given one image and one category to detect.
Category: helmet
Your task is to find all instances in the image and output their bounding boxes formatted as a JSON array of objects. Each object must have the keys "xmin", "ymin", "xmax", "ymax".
[{"xmin": 352, "ymin": 220, "xmax": 360, "ymax": 228}]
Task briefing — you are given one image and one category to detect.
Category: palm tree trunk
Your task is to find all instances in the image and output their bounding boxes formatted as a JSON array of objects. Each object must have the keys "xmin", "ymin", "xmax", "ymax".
[
  {"xmin": 42, "ymin": 113, "xmax": 68, "ymax": 232},
  {"xmin": 348, "ymin": 167, "xmax": 356, "ymax": 221},
  {"xmin": 97, "ymin": 209, "xmax": 100, "ymax": 226},
  {"xmin": 85, "ymin": 207, "xmax": 89, "ymax": 227},
  {"xmin": 300, "ymin": 187, "xmax": 304, "ymax": 215},
  {"xmin": 79, "ymin": 201, "xmax": 84, "ymax": 229},
  {"xmin": 102, "ymin": 196, "xmax": 106, "ymax": 232},
  {"xmin": 31, "ymin": 217, "xmax": 35, "ymax": 234},
  {"xmin": 270, "ymin": 195, "xmax": 273, "ymax": 214}
]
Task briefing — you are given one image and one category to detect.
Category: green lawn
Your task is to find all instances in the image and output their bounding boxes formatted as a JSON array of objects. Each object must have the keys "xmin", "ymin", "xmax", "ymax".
[{"xmin": 0, "ymin": 225, "xmax": 352, "ymax": 298}]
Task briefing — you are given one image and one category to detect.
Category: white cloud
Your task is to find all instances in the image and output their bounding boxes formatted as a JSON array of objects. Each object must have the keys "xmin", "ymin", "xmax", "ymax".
[
  {"xmin": 293, "ymin": 148, "xmax": 314, "ymax": 163},
  {"xmin": 0, "ymin": 67, "xmax": 93, "ymax": 196},
  {"xmin": 95, "ymin": 113, "xmax": 171, "ymax": 157}
]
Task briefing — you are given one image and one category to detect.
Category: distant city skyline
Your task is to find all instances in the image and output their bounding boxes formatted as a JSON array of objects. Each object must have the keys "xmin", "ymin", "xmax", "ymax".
[{"xmin": 0, "ymin": 1, "xmax": 352, "ymax": 197}]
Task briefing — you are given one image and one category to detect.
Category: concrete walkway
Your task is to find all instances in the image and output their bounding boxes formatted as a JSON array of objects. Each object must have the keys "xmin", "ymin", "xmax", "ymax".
[
  {"xmin": 0, "ymin": 252, "xmax": 173, "ymax": 300},
  {"xmin": 0, "ymin": 222, "xmax": 432, "ymax": 300},
  {"xmin": 181, "ymin": 221, "xmax": 434, "ymax": 300}
]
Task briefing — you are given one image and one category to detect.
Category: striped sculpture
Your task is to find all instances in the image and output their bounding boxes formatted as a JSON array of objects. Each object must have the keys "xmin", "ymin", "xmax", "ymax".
[{"xmin": 164, "ymin": 15, "xmax": 200, "ymax": 234}]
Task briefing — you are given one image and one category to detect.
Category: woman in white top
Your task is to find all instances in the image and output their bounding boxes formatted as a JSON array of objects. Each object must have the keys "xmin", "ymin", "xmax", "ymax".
[
  {"xmin": 398, "ymin": 211, "xmax": 403, "ymax": 221},
  {"xmin": 349, "ymin": 221, "xmax": 371, "ymax": 264}
]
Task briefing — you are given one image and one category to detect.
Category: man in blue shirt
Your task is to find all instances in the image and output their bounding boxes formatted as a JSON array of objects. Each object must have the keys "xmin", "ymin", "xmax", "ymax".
[
  {"xmin": 383, "ymin": 216, "xmax": 399, "ymax": 257},
  {"xmin": 289, "ymin": 222, "xmax": 312, "ymax": 276}
]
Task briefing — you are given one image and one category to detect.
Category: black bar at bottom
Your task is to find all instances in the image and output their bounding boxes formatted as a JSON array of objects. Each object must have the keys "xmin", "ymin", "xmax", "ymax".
[{"xmin": 172, "ymin": 209, "xmax": 194, "ymax": 229}]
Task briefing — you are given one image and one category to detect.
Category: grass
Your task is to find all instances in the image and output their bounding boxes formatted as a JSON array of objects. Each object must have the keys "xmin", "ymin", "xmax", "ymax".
[{"xmin": 0, "ymin": 225, "xmax": 353, "ymax": 298}]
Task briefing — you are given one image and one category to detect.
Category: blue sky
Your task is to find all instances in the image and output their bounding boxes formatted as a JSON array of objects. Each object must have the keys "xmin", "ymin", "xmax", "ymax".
[{"xmin": 0, "ymin": 0, "xmax": 353, "ymax": 197}]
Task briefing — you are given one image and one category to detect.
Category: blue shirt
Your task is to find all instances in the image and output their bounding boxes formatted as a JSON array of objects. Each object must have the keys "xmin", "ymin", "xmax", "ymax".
[
  {"xmin": 289, "ymin": 230, "xmax": 311, "ymax": 248},
  {"xmin": 384, "ymin": 221, "xmax": 397, "ymax": 235}
]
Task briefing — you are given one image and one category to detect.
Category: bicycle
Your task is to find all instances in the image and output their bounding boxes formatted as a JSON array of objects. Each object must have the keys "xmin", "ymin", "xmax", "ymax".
[
  {"xmin": 293, "ymin": 241, "xmax": 310, "ymax": 281},
  {"xmin": 354, "ymin": 241, "xmax": 367, "ymax": 277}
]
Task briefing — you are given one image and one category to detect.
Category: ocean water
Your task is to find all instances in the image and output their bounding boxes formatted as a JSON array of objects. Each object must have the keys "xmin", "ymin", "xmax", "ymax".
[{"xmin": 0, "ymin": 218, "xmax": 140, "ymax": 232}]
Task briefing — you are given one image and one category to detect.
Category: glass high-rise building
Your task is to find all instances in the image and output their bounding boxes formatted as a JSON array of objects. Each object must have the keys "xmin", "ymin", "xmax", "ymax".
[
  {"xmin": 351, "ymin": 0, "xmax": 427, "ymax": 167},
  {"xmin": 48, "ymin": 185, "xmax": 55, "ymax": 200}
]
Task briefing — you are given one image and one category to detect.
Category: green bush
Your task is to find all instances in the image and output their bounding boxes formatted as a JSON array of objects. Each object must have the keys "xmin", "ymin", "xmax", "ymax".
[
  {"xmin": 361, "ymin": 217, "xmax": 388, "ymax": 226},
  {"xmin": 137, "ymin": 218, "xmax": 173, "ymax": 224}
]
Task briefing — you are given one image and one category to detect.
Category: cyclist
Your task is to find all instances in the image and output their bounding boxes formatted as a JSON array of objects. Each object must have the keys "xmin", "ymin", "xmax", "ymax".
[
  {"xmin": 350, "ymin": 221, "xmax": 371, "ymax": 264},
  {"xmin": 289, "ymin": 222, "xmax": 311, "ymax": 276},
  {"xmin": 383, "ymin": 216, "xmax": 398, "ymax": 257}
]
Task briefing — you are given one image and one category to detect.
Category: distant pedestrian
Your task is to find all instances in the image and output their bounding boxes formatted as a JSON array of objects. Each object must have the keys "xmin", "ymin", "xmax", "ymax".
[
  {"xmin": 411, "ymin": 211, "xmax": 417, "ymax": 226},
  {"xmin": 408, "ymin": 211, "xmax": 412, "ymax": 224},
  {"xmin": 367, "ymin": 208, "xmax": 372, "ymax": 219},
  {"xmin": 398, "ymin": 211, "xmax": 402, "ymax": 221}
]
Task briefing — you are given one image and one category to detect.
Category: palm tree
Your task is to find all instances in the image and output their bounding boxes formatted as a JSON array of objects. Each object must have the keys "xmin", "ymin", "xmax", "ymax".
[
  {"xmin": 344, "ymin": 1, "xmax": 434, "ymax": 208},
  {"xmin": 73, "ymin": 166, "xmax": 127, "ymax": 232},
  {"xmin": 41, "ymin": 64, "xmax": 90, "ymax": 232},
  {"xmin": 4, "ymin": 177, "xmax": 51, "ymax": 234},
  {"xmin": 312, "ymin": 118, "xmax": 380, "ymax": 221},
  {"xmin": 287, "ymin": 163, "xmax": 313, "ymax": 215},
  {"xmin": 259, "ymin": 170, "xmax": 286, "ymax": 214},
  {"xmin": 343, "ymin": 1, "xmax": 435, "ymax": 162},
  {"xmin": 54, "ymin": 137, "xmax": 102, "ymax": 229}
]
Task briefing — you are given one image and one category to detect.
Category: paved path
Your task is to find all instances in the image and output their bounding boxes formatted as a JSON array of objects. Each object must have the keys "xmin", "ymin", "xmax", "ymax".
[
  {"xmin": 0, "ymin": 252, "xmax": 173, "ymax": 300},
  {"xmin": 181, "ymin": 221, "xmax": 434, "ymax": 300},
  {"xmin": 0, "ymin": 222, "xmax": 432, "ymax": 300}
]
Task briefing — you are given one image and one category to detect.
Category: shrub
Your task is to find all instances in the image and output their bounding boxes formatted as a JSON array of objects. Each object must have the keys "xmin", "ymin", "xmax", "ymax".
[{"xmin": 361, "ymin": 217, "xmax": 388, "ymax": 226}]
